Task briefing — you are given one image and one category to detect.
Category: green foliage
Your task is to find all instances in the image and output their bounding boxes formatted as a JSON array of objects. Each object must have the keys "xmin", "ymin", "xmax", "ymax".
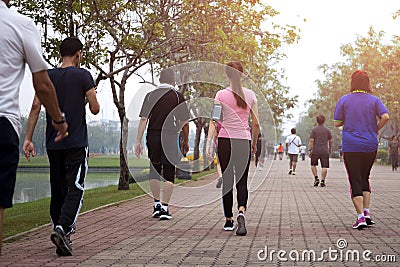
[{"xmin": 301, "ymin": 27, "xmax": 400, "ymax": 143}]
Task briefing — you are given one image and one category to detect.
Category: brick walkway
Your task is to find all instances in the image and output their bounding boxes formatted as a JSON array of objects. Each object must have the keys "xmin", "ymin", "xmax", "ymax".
[{"xmin": 1, "ymin": 158, "xmax": 399, "ymax": 266}]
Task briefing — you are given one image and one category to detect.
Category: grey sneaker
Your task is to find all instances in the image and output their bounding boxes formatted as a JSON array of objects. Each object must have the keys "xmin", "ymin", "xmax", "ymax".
[
  {"xmin": 236, "ymin": 213, "xmax": 247, "ymax": 236},
  {"xmin": 51, "ymin": 225, "xmax": 72, "ymax": 256}
]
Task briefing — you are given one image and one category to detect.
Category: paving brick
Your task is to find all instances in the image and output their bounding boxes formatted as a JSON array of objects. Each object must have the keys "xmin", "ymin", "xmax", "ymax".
[{"xmin": 1, "ymin": 159, "xmax": 399, "ymax": 266}]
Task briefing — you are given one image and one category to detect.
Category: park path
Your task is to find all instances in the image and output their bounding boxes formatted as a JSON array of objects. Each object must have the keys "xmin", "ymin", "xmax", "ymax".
[{"xmin": 1, "ymin": 157, "xmax": 399, "ymax": 266}]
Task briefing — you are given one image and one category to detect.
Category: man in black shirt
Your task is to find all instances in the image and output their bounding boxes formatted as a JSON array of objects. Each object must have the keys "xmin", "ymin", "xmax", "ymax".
[
  {"xmin": 23, "ymin": 37, "xmax": 100, "ymax": 256},
  {"xmin": 308, "ymin": 115, "xmax": 332, "ymax": 187},
  {"xmin": 135, "ymin": 68, "xmax": 190, "ymax": 220}
]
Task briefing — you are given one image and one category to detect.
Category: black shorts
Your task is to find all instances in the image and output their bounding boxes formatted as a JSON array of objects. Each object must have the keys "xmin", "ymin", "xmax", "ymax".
[
  {"xmin": 311, "ymin": 154, "xmax": 330, "ymax": 168},
  {"xmin": 0, "ymin": 117, "xmax": 19, "ymax": 209},
  {"xmin": 146, "ymin": 134, "xmax": 179, "ymax": 183},
  {"xmin": 288, "ymin": 153, "xmax": 298, "ymax": 162}
]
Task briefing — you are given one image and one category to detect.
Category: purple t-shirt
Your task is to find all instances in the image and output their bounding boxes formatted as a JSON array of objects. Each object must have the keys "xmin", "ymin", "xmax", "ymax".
[
  {"xmin": 334, "ymin": 92, "xmax": 388, "ymax": 152},
  {"xmin": 215, "ymin": 87, "xmax": 257, "ymax": 140}
]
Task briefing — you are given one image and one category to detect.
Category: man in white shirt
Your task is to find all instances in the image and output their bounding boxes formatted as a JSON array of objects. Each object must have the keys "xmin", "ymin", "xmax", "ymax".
[
  {"xmin": 0, "ymin": 0, "xmax": 68, "ymax": 254},
  {"xmin": 285, "ymin": 128, "xmax": 302, "ymax": 175}
]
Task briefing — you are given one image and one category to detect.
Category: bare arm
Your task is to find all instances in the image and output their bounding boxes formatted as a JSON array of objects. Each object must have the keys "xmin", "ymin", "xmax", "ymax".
[
  {"xmin": 250, "ymin": 101, "xmax": 260, "ymax": 154},
  {"xmin": 377, "ymin": 113, "xmax": 390, "ymax": 131},
  {"xmin": 334, "ymin": 121, "xmax": 344, "ymax": 127},
  {"xmin": 206, "ymin": 120, "xmax": 217, "ymax": 158},
  {"xmin": 86, "ymin": 87, "xmax": 100, "ymax": 115},
  {"xmin": 308, "ymin": 138, "xmax": 314, "ymax": 157},
  {"xmin": 135, "ymin": 117, "xmax": 148, "ymax": 158},
  {"xmin": 22, "ymin": 95, "xmax": 41, "ymax": 161},
  {"xmin": 32, "ymin": 70, "xmax": 68, "ymax": 140},
  {"xmin": 328, "ymin": 139, "xmax": 333, "ymax": 154}
]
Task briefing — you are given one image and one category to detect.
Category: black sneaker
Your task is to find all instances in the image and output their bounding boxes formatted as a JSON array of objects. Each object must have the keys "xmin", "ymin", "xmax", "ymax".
[
  {"xmin": 159, "ymin": 208, "xmax": 173, "ymax": 220},
  {"xmin": 314, "ymin": 178, "xmax": 319, "ymax": 187},
  {"xmin": 51, "ymin": 225, "xmax": 72, "ymax": 256},
  {"xmin": 56, "ymin": 236, "xmax": 72, "ymax": 256},
  {"xmin": 288, "ymin": 170, "xmax": 292, "ymax": 175},
  {"xmin": 236, "ymin": 214, "xmax": 247, "ymax": 236},
  {"xmin": 216, "ymin": 177, "xmax": 223, "ymax": 188},
  {"xmin": 320, "ymin": 180, "xmax": 326, "ymax": 187},
  {"xmin": 152, "ymin": 204, "xmax": 162, "ymax": 218},
  {"xmin": 223, "ymin": 219, "xmax": 234, "ymax": 231}
]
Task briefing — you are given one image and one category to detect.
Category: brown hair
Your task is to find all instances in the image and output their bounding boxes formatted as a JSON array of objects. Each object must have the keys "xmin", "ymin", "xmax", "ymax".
[
  {"xmin": 350, "ymin": 70, "xmax": 371, "ymax": 93},
  {"xmin": 316, "ymin": 115, "xmax": 325, "ymax": 125},
  {"xmin": 226, "ymin": 61, "xmax": 247, "ymax": 109}
]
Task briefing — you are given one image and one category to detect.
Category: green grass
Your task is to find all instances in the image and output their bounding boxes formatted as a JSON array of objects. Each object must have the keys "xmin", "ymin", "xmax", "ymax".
[
  {"xmin": 18, "ymin": 155, "xmax": 149, "ymax": 168},
  {"xmin": 4, "ymin": 168, "xmax": 217, "ymax": 240}
]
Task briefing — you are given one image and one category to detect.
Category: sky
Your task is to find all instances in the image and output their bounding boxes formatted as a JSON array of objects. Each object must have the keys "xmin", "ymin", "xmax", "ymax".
[
  {"xmin": 265, "ymin": 0, "xmax": 400, "ymax": 134},
  {"xmin": 18, "ymin": 1, "xmax": 400, "ymax": 131}
]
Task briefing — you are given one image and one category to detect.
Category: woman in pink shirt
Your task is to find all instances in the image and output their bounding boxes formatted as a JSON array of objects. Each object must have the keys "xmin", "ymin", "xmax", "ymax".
[{"xmin": 207, "ymin": 61, "xmax": 260, "ymax": 236}]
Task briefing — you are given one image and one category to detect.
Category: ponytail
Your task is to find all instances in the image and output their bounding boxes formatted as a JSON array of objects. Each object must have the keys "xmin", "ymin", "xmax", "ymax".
[{"xmin": 226, "ymin": 62, "xmax": 247, "ymax": 109}]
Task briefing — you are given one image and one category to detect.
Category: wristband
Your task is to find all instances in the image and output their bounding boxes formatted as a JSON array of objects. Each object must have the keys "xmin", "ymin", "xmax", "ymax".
[{"xmin": 53, "ymin": 112, "xmax": 66, "ymax": 124}]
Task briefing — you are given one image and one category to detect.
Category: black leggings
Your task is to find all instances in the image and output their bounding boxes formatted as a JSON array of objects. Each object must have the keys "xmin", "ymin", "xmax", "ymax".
[
  {"xmin": 217, "ymin": 138, "xmax": 251, "ymax": 218},
  {"xmin": 343, "ymin": 151, "xmax": 376, "ymax": 198}
]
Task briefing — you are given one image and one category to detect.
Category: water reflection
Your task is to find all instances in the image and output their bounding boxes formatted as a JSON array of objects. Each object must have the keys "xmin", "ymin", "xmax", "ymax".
[{"xmin": 13, "ymin": 172, "xmax": 119, "ymax": 204}]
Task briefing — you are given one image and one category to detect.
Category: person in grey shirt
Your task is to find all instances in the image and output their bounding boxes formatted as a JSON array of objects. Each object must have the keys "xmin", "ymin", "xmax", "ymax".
[{"xmin": 308, "ymin": 115, "xmax": 332, "ymax": 187}]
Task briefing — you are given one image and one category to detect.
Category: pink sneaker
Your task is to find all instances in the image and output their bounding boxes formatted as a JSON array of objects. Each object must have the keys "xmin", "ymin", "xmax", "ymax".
[
  {"xmin": 353, "ymin": 216, "xmax": 367, "ymax": 229},
  {"xmin": 364, "ymin": 210, "xmax": 375, "ymax": 226}
]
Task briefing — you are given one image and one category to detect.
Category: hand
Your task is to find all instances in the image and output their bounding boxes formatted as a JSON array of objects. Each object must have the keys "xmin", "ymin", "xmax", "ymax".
[
  {"xmin": 135, "ymin": 142, "xmax": 143, "ymax": 158},
  {"xmin": 206, "ymin": 146, "xmax": 214, "ymax": 160},
  {"xmin": 52, "ymin": 121, "xmax": 69, "ymax": 142},
  {"xmin": 251, "ymin": 143, "xmax": 257, "ymax": 154},
  {"xmin": 22, "ymin": 140, "xmax": 35, "ymax": 162}
]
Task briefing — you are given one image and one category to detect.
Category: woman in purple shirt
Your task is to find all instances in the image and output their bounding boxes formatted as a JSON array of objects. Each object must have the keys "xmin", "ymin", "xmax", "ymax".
[
  {"xmin": 207, "ymin": 62, "xmax": 260, "ymax": 236},
  {"xmin": 334, "ymin": 70, "xmax": 389, "ymax": 229}
]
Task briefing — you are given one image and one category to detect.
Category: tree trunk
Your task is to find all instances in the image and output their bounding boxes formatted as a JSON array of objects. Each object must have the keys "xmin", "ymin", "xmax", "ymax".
[
  {"xmin": 202, "ymin": 124, "xmax": 210, "ymax": 171},
  {"xmin": 193, "ymin": 119, "xmax": 203, "ymax": 173},
  {"xmin": 118, "ymin": 116, "xmax": 130, "ymax": 190}
]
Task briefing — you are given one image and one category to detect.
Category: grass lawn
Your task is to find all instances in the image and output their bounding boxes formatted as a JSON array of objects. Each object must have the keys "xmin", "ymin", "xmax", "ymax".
[
  {"xmin": 18, "ymin": 154, "xmax": 149, "ymax": 168},
  {"xmin": 4, "ymin": 168, "xmax": 217, "ymax": 240}
]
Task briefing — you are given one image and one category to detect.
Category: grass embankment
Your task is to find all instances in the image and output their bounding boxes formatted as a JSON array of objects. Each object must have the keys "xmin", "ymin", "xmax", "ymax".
[{"xmin": 4, "ymin": 167, "xmax": 216, "ymax": 240}]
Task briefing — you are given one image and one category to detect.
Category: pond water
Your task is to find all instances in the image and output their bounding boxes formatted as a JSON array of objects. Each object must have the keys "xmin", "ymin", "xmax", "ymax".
[{"xmin": 13, "ymin": 171, "xmax": 120, "ymax": 203}]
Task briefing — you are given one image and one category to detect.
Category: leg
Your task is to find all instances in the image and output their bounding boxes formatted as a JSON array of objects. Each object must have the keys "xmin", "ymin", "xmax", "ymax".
[
  {"xmin": 0, "ymin": 208, "xmax": 3, "ymax": 254},
  {"xmin": 149, "ymin": 179, "xmax": 161, "ymax": 200},
  {"xmin": 311, "ymin": 165, "xmax": 318, "ymax": 176},
  {"xmin": 0, "ymin": 118, "xmax": 19, "ymax": 254},
  {"xmin": 58, "ymin": 147, "xmax": 87, "ymax": 236},
  {"xmin": 47, "ymin": 150, "xmax": 67, "ymax": 228},
  {"xmin": 343, "ymin": 152, "xmax": 365, "ymax": 214},
  {"xmin": 218, "ymin": 138, "xmax": 234, "ymax": 219},
  {"xmin": 321, "ymin": 168, "xmax": 328, "ymax": 180},
  {"xmin": 360, "ymin": 152, "xmax": 377, "ymax": 210},
  {"xmin": 147, "ymin": 135, "xmax": 162, "ymax": 200}
]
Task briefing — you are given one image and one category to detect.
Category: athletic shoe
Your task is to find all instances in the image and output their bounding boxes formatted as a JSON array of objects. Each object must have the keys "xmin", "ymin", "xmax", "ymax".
[
  {"xmin": 320, "ymin": 180, "xmax": 326, "ymax": 187},
  {"xmin": 292, "ymin": 172, "xmax": 296, "ymax": 175},
  {"xmin": 352, "ymin": 217, "xmax": 367, "ymax": 229},
  {"xmin": 159, "ymin": 209, "xmax": 173, "ymax": 220},
  {"xmin": 216, "ymin": 177, "xmax": 223, "ymax": 188},
  {"xmin": 223, "ymin": 219, "xmax": 234, "ymax": 231},
  {"xmin": 288, "ymin": 170, "xmax": 292, "ymax": 174},
  {"xmin": 364, "ymin": 210, "xmax": 375, "ymax": 226},
  {"xmin": 56, "ymin": 236, "xmax": 72, "ymax": 256},
  {"xmin": 152, "ymin": 204, "xmax": 162, "ymax": 218},
  {"xmin": 236, "ymin": 214, "xmax": 247, "ymax": 236},
  {"xmin": 51, "ymin": 225, "xmax": 72, "ymax": 256},
  {"xmin": 313, "ymin": 178, "xmax": 319, "ymax": 187}
]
